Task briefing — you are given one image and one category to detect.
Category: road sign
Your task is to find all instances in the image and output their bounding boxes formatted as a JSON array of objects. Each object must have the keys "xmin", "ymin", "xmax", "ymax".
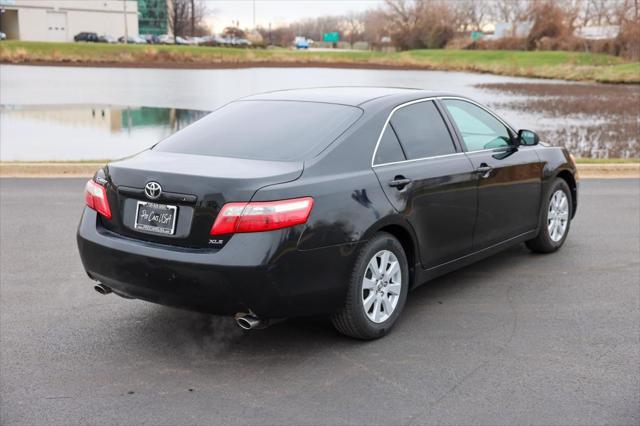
[{"xmin": 323, "ymin": 32, "xmax": 340, "ymax": 43}]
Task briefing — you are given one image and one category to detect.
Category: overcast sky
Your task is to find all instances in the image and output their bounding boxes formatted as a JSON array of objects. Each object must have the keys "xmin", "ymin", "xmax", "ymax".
[{"xmin": 204, "ymin": 0, "xmax": 386, "ymax": 30}]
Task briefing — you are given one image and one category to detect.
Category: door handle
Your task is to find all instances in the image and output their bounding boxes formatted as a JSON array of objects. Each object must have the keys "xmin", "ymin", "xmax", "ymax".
[
  {"xmin": 475, "ymin": 164, "xmax": 493, "ymax": 178},
  {"xmin": 389, "ymin": 177, "xmax": 411, "ymax": 189}
]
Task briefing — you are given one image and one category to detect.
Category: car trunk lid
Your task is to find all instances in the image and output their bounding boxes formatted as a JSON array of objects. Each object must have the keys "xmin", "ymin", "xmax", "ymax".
[{"xmin": 100, "ymin": 150, "xmax": 303, "ymax": 248}]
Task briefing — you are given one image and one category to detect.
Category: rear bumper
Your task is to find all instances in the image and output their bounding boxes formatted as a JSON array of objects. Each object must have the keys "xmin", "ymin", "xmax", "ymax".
[{"xmin": 77, "ymin": 208, "xmax": 361, "ymax": 318}]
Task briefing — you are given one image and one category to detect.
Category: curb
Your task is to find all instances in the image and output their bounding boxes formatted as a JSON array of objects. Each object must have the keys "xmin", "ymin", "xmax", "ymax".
[
  {"xmin": 0, "ymin": 162, "xmax": 638, "ymax": 179},
  {"xmin": 576, "ymin": 163, "xmax": 640, "ymax": 179},
  {"xmin": 0, "ymin": 163, "xmax": 103, "ymax": 178}
]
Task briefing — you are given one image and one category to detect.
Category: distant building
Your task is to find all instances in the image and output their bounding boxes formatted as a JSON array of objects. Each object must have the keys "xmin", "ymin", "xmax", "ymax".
[
  {"xmin": 138, "ymin": 0, "xmax": 168, "ymax": 36},
  {"xmin": 0, "ymin": 0, "xmax": 138, "ymax": 41},
  {"xmin": 491, "ymin": 21, "xmax": 534, "ymax": 39},
  {"xmin": 575, "ymin": 26, "xmax": 620, "ymax": 40}
]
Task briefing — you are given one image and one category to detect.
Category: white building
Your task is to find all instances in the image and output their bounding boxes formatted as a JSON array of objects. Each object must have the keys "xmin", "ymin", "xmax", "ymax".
[
  {"xmin": 575, "ymin": 26, "xmax": 620, "ymax": 40},
  {"xmin": 491, "ymin": 21, "xmax": 534, "ymax": 39},
  {"xmin": 0, "ymin": 0, "xmax": 138, "ymax": 41}
]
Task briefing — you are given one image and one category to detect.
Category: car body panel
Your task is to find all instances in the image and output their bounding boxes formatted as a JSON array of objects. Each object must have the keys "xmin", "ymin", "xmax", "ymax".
[
  {"xmin": 102, "ymin": 151, "xmax": 303, "ymax": 249},
  {"xmin": 373, "ymin": 155, "xmax": 478, "ymax": 268},
  {"xmin": 464, "ymin": 147, "xmax": 543, "ymax": 249},
  {"xmin": 77, "ymin": 87, "xmax": 578, "ymax": 319}
]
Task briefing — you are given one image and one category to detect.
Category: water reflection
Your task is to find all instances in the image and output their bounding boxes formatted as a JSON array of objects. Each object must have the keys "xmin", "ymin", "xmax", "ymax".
[
  {"xmin": 0, "ymin": 105, "xmax": 208, "ymax": 161},
  {"xmin": 1, "ymin": 65, "xmax": 637, "ymax": 160}
]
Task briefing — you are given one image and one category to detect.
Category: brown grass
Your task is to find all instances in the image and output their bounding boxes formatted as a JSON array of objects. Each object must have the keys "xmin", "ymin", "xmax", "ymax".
[{"xmin": 476, "ymin": 82, "xmax": 640, "ymax": 158}]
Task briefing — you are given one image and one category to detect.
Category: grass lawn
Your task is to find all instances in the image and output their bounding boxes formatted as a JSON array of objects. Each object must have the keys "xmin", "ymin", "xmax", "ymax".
[{"xmin": 1, "ymin": 41, "xmax": 638, "ymax": 83}]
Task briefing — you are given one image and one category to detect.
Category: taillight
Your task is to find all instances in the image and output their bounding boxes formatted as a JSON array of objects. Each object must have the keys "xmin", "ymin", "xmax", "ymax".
[
  {"xmin": 84, "ymin": 180, "xmax": 112, "ymax": 219},
  {"xmin": 210, "ymin": 197, "xmax": 314, "ymax": 235}
]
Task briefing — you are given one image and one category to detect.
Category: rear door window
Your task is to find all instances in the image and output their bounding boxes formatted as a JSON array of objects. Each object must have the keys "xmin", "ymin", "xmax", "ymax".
[
  {"xmin": 374, "ymin": 125, "xmax": 406, "ymax": 165},
  {"xmin": 389, "ymin": 101, "xmax": 456, "ymax": 160},
  {"xmin": 155, "ymin": 100, "xmax": 362, "ymax": 162}
]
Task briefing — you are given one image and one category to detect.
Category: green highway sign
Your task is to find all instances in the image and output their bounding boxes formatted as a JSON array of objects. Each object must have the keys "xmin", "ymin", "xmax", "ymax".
[{"xmin": 323, "ymin": 32, "xmax": 340, "ymax": 43}]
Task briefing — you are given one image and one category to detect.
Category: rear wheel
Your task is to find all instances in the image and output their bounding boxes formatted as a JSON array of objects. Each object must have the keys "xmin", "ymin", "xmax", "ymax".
[
  {"xmin": 331, "ymin": 232, "xmax": 409, "ymax": 340},
  {"xmin": 526, "ymin": 178, "xmax": 572, "ymax": 253}
]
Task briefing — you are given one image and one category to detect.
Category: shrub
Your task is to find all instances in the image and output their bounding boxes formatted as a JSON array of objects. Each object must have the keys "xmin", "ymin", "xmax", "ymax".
[
  {"xmin": 527, "ymin": 1, "xmax": 568, "ymax": 50},
  {"xmin": 615, "ymin": 19, "xmax": 640, "ymax": 60}
]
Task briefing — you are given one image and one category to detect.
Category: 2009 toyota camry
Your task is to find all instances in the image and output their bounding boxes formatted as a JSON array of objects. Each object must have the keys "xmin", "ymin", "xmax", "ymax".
[{"xmin": 77, "ymin": 87, "xmax": 578, "ymax": 339}]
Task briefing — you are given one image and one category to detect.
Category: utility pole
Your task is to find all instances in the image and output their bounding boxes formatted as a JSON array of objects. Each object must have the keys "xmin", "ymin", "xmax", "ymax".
[
  {"xmin": 252, "ymin": 0, "xmax": 256, "ymax": 29},
  {"xmin": 123, "ymin": 0, "xmax": 128, "ymax": 43},
  {"xmin": 191, "ymin": 0, "xmax": 195, "ymax": 37}
]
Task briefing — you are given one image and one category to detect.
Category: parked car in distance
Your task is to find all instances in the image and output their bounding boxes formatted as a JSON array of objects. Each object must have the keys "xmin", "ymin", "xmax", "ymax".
[
  {"xmin": 74, "ymin": 32, "xmax": 99, "ymax": 42},
  {"xmin": 158, "ymin": 34, "xmax": 174, "ymax": 44},
  {"xmin": 98, "ymin": 35, "xmax": 118, "ymax": 44},
  {"xmin": 199, "ymin": 35, "xmax": 226, "ymax": 46},
  {"xmin": 0, "ymin": 31, "xmax": 6, "ymax": 41},
  {"xmin": 234, "ymin": 38, "xmax": 251, "ymax": 46},
  {"xmin": 142, "ymin": 34, "xmax": 161, "ymax": 44},
  {"xmin": 175, "ymin": 36, "xmax": 188, "ymax": 45},
  {"xmin": 295, "ymin": 36, "xmax": 310, "ymax": 49},
  {"xmin": 77, "ymin": 87, "xmax": 578, "ymax": 340},
  {"xmin": 118, "ymin": 35, "xmax": 147, "ymax": 44}
]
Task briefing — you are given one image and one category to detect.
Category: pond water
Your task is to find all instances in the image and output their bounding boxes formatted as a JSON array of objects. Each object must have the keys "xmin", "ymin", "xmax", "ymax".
[
  {"xmin": 1, "ymin": 105, "xmax": 207, "ymax": 161},
  {"xmin": 1, "ymin": 65, "xmax": 637, "ymax": 160}
]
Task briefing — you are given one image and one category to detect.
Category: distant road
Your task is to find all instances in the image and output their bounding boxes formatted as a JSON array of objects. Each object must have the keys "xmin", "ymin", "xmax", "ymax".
[{"xmin": 1, "ymin": 178, "xmax": 638, "ymax": 425}]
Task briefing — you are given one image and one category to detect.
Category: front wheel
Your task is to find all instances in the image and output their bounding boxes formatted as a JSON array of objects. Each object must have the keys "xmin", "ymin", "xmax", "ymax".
[
  {"xmin": 331, "ymin": 232, "xmax": 409, "ymax": 340},
  {"xmin": 526, "ymin": 178, "xmax": 572, "ymax": 253}
]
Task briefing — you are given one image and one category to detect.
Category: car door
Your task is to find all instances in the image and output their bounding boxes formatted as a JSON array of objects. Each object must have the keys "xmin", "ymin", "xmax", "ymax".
[
  {"xmin": 372, "ymin": 100, "xmax": 477, "ymax": 269},
  {"xmin": 440, "ymin": 98, "xmax": 543, "ymax": 249}
]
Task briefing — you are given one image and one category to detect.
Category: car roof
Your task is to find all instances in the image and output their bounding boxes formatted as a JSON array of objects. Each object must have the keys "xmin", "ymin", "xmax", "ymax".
[{"xmin": 240, "ymin": 87, "xmax": 459, "ymax": 107}]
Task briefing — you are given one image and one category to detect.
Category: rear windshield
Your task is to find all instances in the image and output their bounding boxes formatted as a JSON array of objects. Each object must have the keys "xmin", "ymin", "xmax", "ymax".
[{"xmin": 154, "ymin": 100, "xmax": 362, "ymax": 161}]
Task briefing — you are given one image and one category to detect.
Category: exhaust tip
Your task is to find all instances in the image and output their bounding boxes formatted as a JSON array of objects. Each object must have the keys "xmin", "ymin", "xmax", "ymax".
[
  {"xmin": 234, "ymin": 312, "xmax": 266, "ymax": 330},
  {"xmin": 236, "ymin": 317, "xmax": 253, "ymax": 330},
  {"xmin": 94, "ymin": 284, "xmax": 112, "ymax": 295}
]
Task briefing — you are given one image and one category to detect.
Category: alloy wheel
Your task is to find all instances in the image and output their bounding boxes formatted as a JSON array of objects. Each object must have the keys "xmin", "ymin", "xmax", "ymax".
[
  {"xmin": 362, "ymin": 250, "xmax": 402, "ymax": 323},
  {"xmin": 548, "ymin": 189, "xmax": 569, "ymax": 242}
]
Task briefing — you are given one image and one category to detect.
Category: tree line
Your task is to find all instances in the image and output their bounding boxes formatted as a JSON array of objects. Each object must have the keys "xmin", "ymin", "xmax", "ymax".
[
  {"xmin": 260, "ymin": 0, "xmax": 639, "ymax": 58},
  {"xmin": 167, "ymin": 0, "xmax": 639, "ymax": 59}
]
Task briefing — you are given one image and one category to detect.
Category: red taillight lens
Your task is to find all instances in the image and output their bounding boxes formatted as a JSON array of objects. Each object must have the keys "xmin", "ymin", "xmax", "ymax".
[
  {"xmin": 210, "ymin": 197, "xmax": 314, "ymax": 235},
  {"xmin": 84, "ymin": 180, "xmax": 112, "ymax": 219}
]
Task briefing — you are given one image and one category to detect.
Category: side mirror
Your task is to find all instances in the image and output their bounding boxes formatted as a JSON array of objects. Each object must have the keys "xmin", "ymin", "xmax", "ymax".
[{"xmin": 518, "ymin": 129, "xmax": 539, "ymax": 146}]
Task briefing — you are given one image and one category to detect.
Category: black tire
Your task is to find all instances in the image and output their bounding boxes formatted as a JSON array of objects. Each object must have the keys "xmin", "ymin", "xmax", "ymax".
[
  {"xmin": 331, "ymin": 232, "xmax": 409, "ymax": 340},
  {"xmin": 526, "ymin": 178, "xmax": 573, "ymax": 253}
]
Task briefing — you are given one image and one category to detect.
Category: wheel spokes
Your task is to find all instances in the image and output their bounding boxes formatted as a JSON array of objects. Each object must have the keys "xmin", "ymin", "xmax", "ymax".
[
  {"xmin": 387, "ymin": 283, "xmax": 401, "ymax": 295},
  {"xmin": 361, "ymin": 249, "xmax": 402, "ymax": 324},
  {"xmin": 372, "ymin": 298, "xmax": 381, "ymax": 322},
  {"xmin": 385, "ymin": 261, "xmax": 399, "ymax": 281},
  {"xmin": 363, "ymin": 277, "xmax": 376, "ymax": 290},
  {"xmin": 363, "ymin": 293, "xmax": 376, "ymax": 311}
]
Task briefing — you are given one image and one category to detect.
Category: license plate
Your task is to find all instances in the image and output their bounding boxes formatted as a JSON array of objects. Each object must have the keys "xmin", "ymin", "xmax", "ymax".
[{"xmin": 134, "ymin": 201, "xmax": 177, "ymax": 235}]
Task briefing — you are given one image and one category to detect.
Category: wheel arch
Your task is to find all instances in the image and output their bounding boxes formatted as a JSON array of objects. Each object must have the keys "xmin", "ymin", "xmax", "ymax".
[
  {"xmin": 556, "ymin": 169, "xmax": 578, "ymax": 218},
  {"xmin": 363, "ymin": 218, "xmax": 420, "ymax": 289}
]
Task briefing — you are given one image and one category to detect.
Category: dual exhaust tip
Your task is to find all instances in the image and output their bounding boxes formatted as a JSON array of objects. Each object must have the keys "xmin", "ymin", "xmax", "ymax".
[{"xmin": 94, "ymin": 285, "xmax": 267, "ymax": 331}]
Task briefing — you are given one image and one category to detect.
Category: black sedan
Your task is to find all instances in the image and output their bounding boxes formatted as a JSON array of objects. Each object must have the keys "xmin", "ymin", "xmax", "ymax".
[{"xmin": 77, "ymin": 87, "xmax": 578, "ymax": 339}]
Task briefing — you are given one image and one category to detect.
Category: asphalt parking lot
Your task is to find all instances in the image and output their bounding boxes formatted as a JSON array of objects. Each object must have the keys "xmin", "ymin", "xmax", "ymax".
[{"xmin": 1, "ymin": 178, "xmax": 638, "ymax": 425}]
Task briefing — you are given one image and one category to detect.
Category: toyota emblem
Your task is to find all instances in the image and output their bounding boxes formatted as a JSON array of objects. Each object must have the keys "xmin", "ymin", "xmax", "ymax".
[{"xmin": 144, "ymin": 181, "xmax": 162, "ymax": 200}]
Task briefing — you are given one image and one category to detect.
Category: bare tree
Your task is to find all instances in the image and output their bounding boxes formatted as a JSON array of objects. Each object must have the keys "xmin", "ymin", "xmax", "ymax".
[
  {"xmin": 340, "ymin": 12, "xmax": 364, "ymax": 47},
  {"xmin": 168, "ymin": 0, "xmax": 208, "ymax": 38},
  {"xmin": 361, "ymin": 9, "xmax": 390, "ymax": 48},
  {"xmin": 452, "ymin": 0, "xmax": 490, "ymax": 32},
  {"xmin": 384, "ymin": 0, "xmax": 456, "ymax": 49},
  {"xmin": 492, "ymin": 0, "xmax": 529, "ymax": 36}
]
